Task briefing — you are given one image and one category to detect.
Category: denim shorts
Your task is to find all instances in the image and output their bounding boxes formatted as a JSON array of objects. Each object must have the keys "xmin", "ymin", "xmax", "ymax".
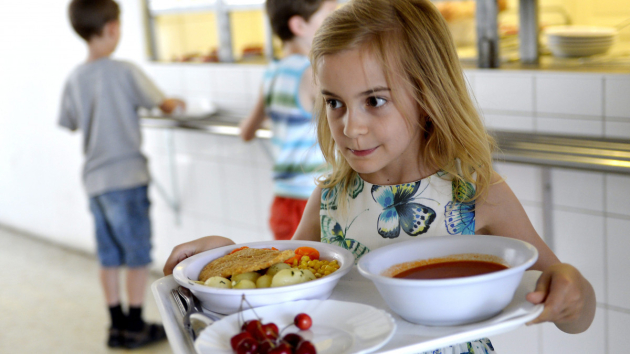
[{"xmin": 89, "ymin": 185, "xmax": 152, "ymax": 267}]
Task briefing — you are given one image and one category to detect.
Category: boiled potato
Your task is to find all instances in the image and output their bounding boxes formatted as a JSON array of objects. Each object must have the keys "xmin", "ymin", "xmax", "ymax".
[
  {"xmin": 266, "ymin": 263, "xmax": 291, "ymax": 277},
  {"xmin": 234, "ymin": 279, "xmax": 257, "ymax": 289},
  {"xmin": 204, "ymin": 276, "xmax": 232, "ymax": 289},
  {"xmin": 256, "ymin": 274, "xmax": 273, "ymax": 288},
  {"xmin": 271, "ymin": 268, "xmax": 308, "ymax": 287},
  {"xmin": 301, "ymin": 269, "xmax": 316, "ymax": 281},
  {"xmin": 232, "ymin": 272, "xmax": 261, "ymax": 283}
]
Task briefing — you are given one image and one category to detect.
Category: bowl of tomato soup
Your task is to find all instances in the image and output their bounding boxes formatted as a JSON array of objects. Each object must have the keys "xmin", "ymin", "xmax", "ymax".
[{"xmin": 357, "ymin": 235, "xmax": 538, "ymax": 326}]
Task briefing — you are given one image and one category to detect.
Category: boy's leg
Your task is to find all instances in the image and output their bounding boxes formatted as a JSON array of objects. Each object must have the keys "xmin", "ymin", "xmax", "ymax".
[
  {"xmin": 102, "ymin": 185, "xmax": 166, "ymax": 348},
  {"xmin": 89, "ymin": 196, "xmax": 126, "ymax": 348}
]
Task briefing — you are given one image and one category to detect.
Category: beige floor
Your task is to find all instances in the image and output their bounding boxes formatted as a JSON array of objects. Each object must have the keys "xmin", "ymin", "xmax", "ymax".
[{"xmin": 0, "ymin": 225, "xmax": 173, "ymax": 354}]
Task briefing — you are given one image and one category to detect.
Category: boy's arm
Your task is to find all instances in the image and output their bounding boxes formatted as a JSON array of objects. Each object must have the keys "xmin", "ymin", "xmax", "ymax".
[
  {"xmin": 292, "ymin": 187, "xmax": 322, "ymax": 242},
  {"xmin": 159, "ymin": 98, "xmax": 186, "ymax": 115},
  {"xmin": 58, "ymin": 81, "xmax": 78, "ymax": 131},
  {"xmin": 239, "ymin": 91, "xmax": 266, "ymax": 142},
  {"xmin": 163, "ymin": 236, "xmax": 236, "ymax": 276}
]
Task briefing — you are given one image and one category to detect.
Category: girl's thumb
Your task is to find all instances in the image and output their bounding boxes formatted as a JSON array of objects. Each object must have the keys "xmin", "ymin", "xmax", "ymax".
[{"xmin": 526, "ymin": 272, "xmax": 551, "ymax": 304}]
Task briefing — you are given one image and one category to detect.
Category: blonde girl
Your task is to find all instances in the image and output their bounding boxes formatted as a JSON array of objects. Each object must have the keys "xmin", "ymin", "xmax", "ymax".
[{"xmin": 165, "ymin": 0, "xmax": 595, "ymax": 352}]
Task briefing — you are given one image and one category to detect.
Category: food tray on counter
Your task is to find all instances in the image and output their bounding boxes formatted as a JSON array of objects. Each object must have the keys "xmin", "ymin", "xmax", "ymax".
[{"xmin": 152, "ymin": 268, "xmax": 543, "ymax": 354}]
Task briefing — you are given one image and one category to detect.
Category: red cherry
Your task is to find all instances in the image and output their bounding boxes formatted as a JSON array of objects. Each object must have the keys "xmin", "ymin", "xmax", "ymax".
[
  {"xmin": 243, "ymin": 320, "xmax": 262, "ymax": 333},
  {"xmin": 245, "ymin": 320, "xmax": 267, "ymax": 341},
  {"xmin": 236, "ymin": 337, "xmax": 258, "ymax": 354},
  {"xmin": 256, "ymin": 339, "xmax": 276, "ymax": 354},
  {"xmin": 268, "ymin": 342, "xmax": 293, "ymax": 354},
  {"xmin": 294, "ymin": 313, "xmax": 312, "ymax": 331},
  {"xmin": 231, "ymin": 331, "xmax": 254, "ymax": 350},
  {"xmin": 262, "ymin": 323, "xmax": 279, "ymax": 340},
  {"xmin": 281, "ymin": 333, "xmax": 303, "ymax": 348},
  {"xmin": 295, "ymin": 340, "xmax": 316, "ymax": 354}
]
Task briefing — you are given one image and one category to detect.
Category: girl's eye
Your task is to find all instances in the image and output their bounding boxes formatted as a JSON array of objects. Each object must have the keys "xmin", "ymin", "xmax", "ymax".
[
  {"xmin": 326, "ymin": 99, "xmax": 344, "ymax": 109},
  {"xmin": 367, "ymin": 96, "xmax": 387, "ymax": 108}
]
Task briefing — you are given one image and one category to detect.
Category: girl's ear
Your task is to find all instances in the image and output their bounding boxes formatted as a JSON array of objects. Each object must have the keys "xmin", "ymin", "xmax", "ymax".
[{"xmin": 288, "ymin": 15, "xmax": 307, "ymax": 37}]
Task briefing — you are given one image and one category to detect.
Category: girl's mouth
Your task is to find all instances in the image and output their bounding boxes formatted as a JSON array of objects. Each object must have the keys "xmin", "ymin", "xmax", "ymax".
[{"xmin": 349, "ymin": 147, "xmax": 378, "ymax": 156}]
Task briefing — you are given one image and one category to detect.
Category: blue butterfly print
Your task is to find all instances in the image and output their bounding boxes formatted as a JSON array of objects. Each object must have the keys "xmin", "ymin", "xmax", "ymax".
[
  {"xmin": 321, "ymin": 215, "xmax": 370, "ymax": 262},
  {"xmin": 445, "ymin": 180, "xmax": 475, "ymax": 235},
  {"xmin": 371, "ymin": 182, "xmax": 436, "ymax": 238}
]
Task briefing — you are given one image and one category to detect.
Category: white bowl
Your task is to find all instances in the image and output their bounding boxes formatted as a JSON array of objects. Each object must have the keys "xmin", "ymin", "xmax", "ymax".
[
  {"xmin": 545, "ymin": 25, "xmax": 617, "ymax": 38},
  {"xmin": 357, "ymin": 235, "xmax": 538, "ymax": 326},
  {"xmin": 172, "ymin": 240, "xmax": 355, "ymax": 314}
]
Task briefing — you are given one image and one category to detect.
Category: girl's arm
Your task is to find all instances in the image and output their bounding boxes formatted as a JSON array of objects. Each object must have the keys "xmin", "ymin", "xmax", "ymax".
[
  {"xmin": 292, "ymin": 186, "xmax": 322, "ymax": 242},
  {"xmin": 163, "ymin": 236, "xmax": 235, "ymax": 276},
  {"xmin": 475, "ymin": 172, "xmax": 596, "ymax": 334}
]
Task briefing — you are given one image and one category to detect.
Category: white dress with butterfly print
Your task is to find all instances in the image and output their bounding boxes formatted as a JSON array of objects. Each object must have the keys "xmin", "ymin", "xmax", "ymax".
[{"xmin": 320, "ymin": 171, "xmax": 497, "ymax": 354}]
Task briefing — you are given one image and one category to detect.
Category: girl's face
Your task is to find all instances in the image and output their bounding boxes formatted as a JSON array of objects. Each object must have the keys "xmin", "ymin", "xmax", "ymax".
[{"xmin": 318, "ymin": 48, "xmax": 426, "ymax": 185}]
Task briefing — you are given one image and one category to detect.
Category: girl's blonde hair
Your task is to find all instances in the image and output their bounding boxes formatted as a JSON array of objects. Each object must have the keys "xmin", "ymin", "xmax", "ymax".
[{"xmin": 311, "ymin": 0, "xmax": 496, "ymax": 204}]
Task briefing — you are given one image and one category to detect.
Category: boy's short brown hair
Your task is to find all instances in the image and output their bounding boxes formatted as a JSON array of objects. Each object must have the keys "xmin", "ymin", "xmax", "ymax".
[
  {"xmin": 266, "ymin": 0, "xmax": 328, "ymax": 41},
  {"xmin": 69, "ymin": 0, "xmax": 120, "ymax": 41}
]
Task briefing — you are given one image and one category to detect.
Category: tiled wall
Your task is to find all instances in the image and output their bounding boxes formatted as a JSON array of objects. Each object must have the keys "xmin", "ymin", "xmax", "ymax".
[
  {"xmin": 468, "ymin": 70, "xmax": 630, "ymax": 353},
  {"xmin": 140, "ymin": 63, "xmax": 630, "ymax": 353}
]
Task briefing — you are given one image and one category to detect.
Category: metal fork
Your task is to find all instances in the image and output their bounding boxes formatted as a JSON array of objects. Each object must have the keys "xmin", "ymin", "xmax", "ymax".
[{"xmin": 171, "ymin": 289, "xmax": 187, "ymax": 316}]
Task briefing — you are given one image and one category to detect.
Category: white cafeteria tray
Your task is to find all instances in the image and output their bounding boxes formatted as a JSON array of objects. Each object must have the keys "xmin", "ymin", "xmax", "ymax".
[{"xmin": 152, "ymin": 268, "xmax": 543, "ymax": 354}]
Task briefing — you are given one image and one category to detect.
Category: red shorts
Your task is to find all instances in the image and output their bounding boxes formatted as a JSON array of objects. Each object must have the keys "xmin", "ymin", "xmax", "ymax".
[{"xmin": 269, "ymin": 196, "xmax": 308, "ymax": 241}]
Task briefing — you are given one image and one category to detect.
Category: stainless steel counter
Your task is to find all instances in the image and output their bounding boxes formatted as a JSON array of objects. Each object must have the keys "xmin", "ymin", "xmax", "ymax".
[{"xmin": 142, "ymin": 114, "xmax": 630, "ymax": 175}]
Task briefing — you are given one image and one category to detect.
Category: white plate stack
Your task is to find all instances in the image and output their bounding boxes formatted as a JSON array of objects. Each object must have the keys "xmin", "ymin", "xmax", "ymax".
[{"xmin": 545, "ymin": 26, "xmax": 617, "ymax": 58}]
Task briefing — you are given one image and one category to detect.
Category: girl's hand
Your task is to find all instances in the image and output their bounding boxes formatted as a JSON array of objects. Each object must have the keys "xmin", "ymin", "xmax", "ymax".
[
  {"xmin": 163, "ymin": 236, "xmax": 235, "ymax": 276},
  {"xmin": 526, "ymin": 263, "xmax": 596, "ymax": 333}
]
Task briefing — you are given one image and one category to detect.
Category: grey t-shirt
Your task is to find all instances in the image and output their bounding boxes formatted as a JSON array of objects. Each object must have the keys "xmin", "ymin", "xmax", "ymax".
[{"xmin": 58, "ymin": 58, "xmax": 165, "ymax": 196}]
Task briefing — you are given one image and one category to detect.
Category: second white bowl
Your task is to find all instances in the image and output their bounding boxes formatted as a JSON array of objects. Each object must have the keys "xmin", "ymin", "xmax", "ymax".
[{"xmin": 357, "ymin": 235, "xmax": 538, "ymax": 326}]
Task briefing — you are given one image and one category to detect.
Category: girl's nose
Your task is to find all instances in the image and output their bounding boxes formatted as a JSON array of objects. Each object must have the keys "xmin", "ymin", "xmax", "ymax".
[{"xmin": 343, "ymin": 109, "xmax": 368, "ymax": 138}]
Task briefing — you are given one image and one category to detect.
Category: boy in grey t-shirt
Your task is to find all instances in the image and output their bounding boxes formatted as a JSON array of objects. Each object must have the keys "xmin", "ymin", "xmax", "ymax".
[{"xmin": 58, "ymin": 0, "xmax": 183, "ymax": 349}]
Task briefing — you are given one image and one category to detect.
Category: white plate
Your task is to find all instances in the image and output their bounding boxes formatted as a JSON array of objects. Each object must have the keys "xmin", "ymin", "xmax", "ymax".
[{"xmin": 194, "ymin": 299, "xmax": 396, "ymax": 354}]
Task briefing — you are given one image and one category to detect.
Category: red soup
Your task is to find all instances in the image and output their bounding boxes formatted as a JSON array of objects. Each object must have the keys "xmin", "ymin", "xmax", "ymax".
[{"xmin": 393, "ymin": 260, "xmax": 508, "ymax": 280}]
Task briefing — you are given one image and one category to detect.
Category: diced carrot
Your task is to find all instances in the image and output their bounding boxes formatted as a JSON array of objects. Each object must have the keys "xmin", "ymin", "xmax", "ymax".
[
  {"xmin": 284, "ymin": 255, "xmax": 300, "ymax": 264},
  {"xmin": 295, "ymin": 247, "xmax": 320, "ymax": 260},
  {"xmin": 229, "ymin": 246, "xmax": 249, "ymax": 255}
]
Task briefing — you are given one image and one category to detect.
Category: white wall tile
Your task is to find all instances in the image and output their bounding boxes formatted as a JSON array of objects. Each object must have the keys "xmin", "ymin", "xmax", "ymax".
[
  {"xmin": 605, "ymin": 76, "xmax": 630, "ymax": 119},
  {"xmin": 491, "ymin": 323, "xmax": 540, "ymax": 354},
  {"xmin": 494, "ymin": 162, "xmax": 543, "ymax": 203},
  {"xmin": 211, "ymin": 65, "xmax": 249, "ymax": 96},
  {"xmin": 553, "ymin": 210, "xmax": 605, "ymax": 301},
  {"xmin": 217, "ymin": 135, "xmax": 259, "ymax": 164},
  {"xmin": 142, "ymin": 128, "xmax": 169, "ymax": 157},
  {"xmin": 182, "ymin": 65, "xmax": 213, "ymax": 98},
  {"xmin": 541, "ymin": 308, "xmax": 605, "ymax": 353},
  {"xmin": 606, "ymin": 174, "xmax": 630, "ymax": 217},
  {"xmin": 609, "ymin": 309, "xmax": 630, "ymax": 353},
  {"xmin": 552, "ymin": 169, "xmax": 604, "ymax": 212},
  {"xmin": 537, "ymin": 116, "xmax": 603, "ymax": 137},
  {"xmin": 222, "ymin": 163, "xmax": 262, "ymax": 228},
  {"xmin": 184, "ymin": 159, "xmax": 227, "ymax": 221},
  {"xmin": 484, "ymin": 113, "xmax": 535, "ymax": 132},
  {"xmin": 606, "ymin": 218, "xmax": 630, "ymax": 309},
  {"xmin": 146, "ymin": 64, "xmax": 186, "ymax": 97},
  {"xmin": 536, "ymin": 75, "xmax": 603, "ymax": 117},
  {"xmin": 463, "ymin": 70, "xmax": 476, "ymax": 100},
  {"xmin": 474, "ymin": 74, "xmax": 534, "ymax": 113},
  {"xmin": 255, "ymin": 166, "xmax": 275, "ymax": 233},
  {"xmin": 245, "ymin": 66, "xmax": 266, "ymax": 99},
  {"xmin": 226, "ymin": 224, "xmax": 270, "ymax": 244},
  {"xmin": 604, "ymin": 120, "xmax": 630, "ymax": 139},
  {"xmin": 174, "ymin": 129, "xmax": 220, "ymax": 158}
]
